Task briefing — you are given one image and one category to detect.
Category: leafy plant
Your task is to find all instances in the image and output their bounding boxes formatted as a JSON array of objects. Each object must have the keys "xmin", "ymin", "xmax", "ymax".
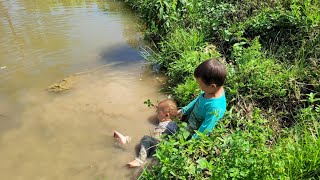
[
  {"xmin": 227, "ymin": 38, "xmax": 295, "ymax": 104},
  {"xmin": 173, "ymin": 78, "xmax": 200, "ymax": 106}
]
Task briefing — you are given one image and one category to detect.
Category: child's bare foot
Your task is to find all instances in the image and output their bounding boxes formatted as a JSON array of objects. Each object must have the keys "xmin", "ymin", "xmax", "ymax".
[
  {"xmin": 127, "ymin": 159, "xmax": 144, "ymax": 168},
  {"xmin": 113, "ymin": 131, "xmax": 131, "ymax": 144}
]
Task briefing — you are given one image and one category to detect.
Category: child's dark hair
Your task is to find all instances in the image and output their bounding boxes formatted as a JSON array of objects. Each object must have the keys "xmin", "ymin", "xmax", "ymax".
[{"xmin": 194, "ymin": 58, "xmax": 227, "ymax": 86}]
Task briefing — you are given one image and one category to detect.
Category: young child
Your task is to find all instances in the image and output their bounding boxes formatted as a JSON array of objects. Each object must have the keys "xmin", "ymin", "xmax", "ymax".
[
  {"xmin": 113, "ymin": 99, "xmax": 178, "ymax": 167},
  {"xmin": 178, "ymin": 58, "xmax": 227, "ymax": 138}
]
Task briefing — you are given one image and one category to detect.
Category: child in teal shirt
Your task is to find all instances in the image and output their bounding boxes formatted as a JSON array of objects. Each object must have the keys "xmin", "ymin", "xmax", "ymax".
[{"xmin": 178, "ymin": 59, "xmax": 227, "ymax": 138}]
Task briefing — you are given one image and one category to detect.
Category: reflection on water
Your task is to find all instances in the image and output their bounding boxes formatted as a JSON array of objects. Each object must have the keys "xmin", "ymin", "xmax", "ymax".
[
  {"xmin": 100, "ymin": 44, "xmax": 144, "ymax": 67},
  {"xmin": 0, "ymin": 0, "xmax": 143, "ymax": 93},
  {"xmin": 0, "ymin": 0, "xmax": 163, "ymax": 179}
]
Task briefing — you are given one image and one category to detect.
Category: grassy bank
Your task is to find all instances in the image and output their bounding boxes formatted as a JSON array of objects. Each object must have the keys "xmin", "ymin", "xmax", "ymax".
[{"xmin": 124, "ymin": 0, "xmax": 320, "ymax": 179}]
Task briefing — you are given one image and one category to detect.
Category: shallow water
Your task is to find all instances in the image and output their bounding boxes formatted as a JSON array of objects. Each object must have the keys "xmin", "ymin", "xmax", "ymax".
[{"xmin": 0, "ymin": 0, "xmax": 164, "ymax": 179}]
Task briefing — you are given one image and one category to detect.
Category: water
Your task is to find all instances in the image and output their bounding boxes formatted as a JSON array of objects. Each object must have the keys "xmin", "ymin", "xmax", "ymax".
[{"xmin": 0, "ymin": 0, "xmax": 165, "ymax": 179}]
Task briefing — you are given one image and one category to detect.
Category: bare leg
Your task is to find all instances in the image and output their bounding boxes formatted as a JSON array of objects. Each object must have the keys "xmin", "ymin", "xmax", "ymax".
[
  {"xmin": 127, "ymin": 135, "xmax": 159, "ymax": 168},
  {"xmin": 113, "ymin": 131, "xmax": 131, "ymax": 144},
  {"xmin": 127, "ymin": 158, "xmax": 144, "ymax": 168}
]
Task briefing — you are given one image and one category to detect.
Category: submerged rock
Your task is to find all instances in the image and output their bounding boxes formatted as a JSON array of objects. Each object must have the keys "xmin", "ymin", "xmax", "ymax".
[{"xmin": 47, "ymin": 75, "xmax": 79, "ymax": 92}]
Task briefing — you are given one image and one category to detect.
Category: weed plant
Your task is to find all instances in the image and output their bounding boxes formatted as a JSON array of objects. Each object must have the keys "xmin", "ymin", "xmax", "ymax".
[{"xmin": 227, "ymin": 38, "xmax": 297, "ymax": 109}]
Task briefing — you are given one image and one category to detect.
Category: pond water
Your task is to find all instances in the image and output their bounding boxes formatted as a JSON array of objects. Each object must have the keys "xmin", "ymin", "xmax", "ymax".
[{"xmin": 0, "ymin": 0, "xmax": 165, "ymax": 179}]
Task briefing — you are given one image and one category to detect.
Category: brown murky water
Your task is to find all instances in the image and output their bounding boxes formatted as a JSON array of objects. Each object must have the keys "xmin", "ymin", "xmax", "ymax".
[{"xmin": 0, "ymin": 0, "xmax": 165, "ymax": 179}]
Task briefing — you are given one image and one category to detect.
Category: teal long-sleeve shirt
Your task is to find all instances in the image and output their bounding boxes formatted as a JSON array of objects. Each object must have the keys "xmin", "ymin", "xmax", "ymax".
[{"xmin": 182, "ymin": 91, "xmax": 226, "ymax": 138}]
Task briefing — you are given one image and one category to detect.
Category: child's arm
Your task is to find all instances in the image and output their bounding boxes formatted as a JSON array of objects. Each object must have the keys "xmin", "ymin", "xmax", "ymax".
[
  {"xmin": 181, "ymin": 96, "xmax": 199, "ymax": 115},
  {"xmin": 192, "ymin": 109, "xmax": 222, "ymax": 138}
]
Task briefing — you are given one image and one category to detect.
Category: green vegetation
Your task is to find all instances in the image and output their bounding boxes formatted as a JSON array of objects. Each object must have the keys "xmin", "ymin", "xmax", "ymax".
[{"xmin": 124, "ymin": 0, "xmax": 320, "ymax": 179}]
